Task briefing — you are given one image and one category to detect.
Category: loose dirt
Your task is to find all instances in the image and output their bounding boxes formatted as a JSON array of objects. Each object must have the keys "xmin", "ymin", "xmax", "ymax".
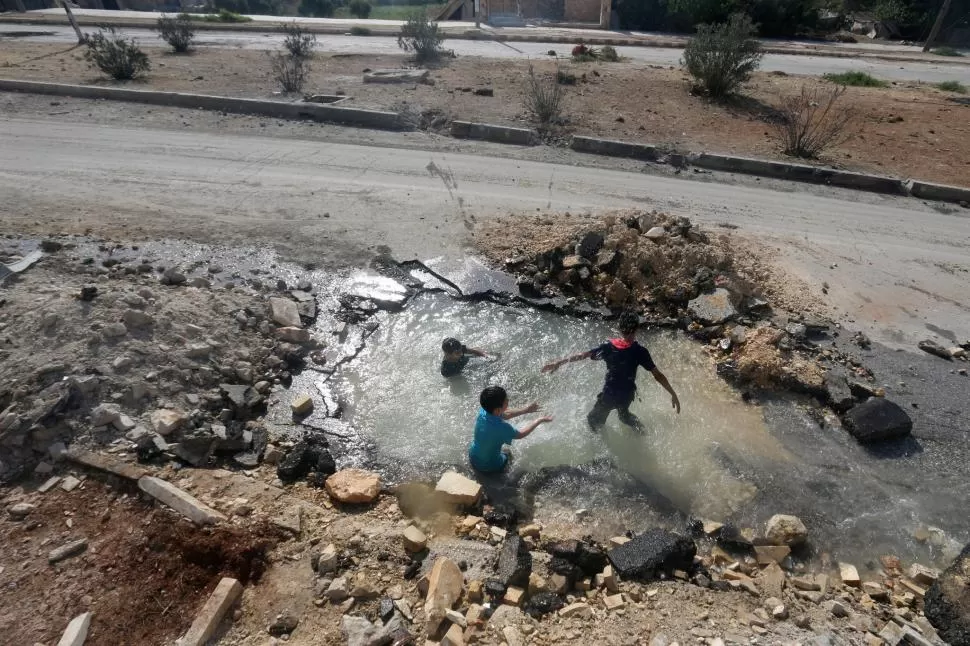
[{"xmin": 2, "ymin": 42, "xmax": 968, "ymax": 186}]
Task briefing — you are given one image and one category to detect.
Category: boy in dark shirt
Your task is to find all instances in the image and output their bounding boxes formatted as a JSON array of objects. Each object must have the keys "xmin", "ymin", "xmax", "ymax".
[
  {"xmin": 541, "ymin": 312, "xmax": 680, "ymax": 432},
  {"xmin": 440, "ymin": 337, "xmax": 491, "ymax": 377}
]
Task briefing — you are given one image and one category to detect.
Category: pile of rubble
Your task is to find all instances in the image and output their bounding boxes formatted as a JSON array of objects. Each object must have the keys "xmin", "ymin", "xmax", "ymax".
[
  {"xmin": 0, "ymin": 239, "xmax": 323, "ymax": 483},
  {"xmin": 474, "ymin": 211, "xmax": 925, "ymax": 448}
]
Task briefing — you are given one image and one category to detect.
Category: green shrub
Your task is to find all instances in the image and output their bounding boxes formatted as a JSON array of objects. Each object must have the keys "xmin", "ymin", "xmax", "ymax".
[
  {"xmin": 350, "ymin": 26, "xmax": 372, "ymax": 35},
  {"xmin": 823, "ymin": 71, "xmax": 888, "ymax": 88},
  {"xmin": 156, "ymin": 13, "xmax": 196, "ymax": 53},
  {"xmin": 348, "ymin": 0, "xmax": 372, "ymax": 18},
  {"xmin": 84, "ymin": 28, "xmax": 150, "ymax": 80},
  {"xmin": 937, "ymin": 80, "xmax": 967, "ymax": 93},
  {"xmin": 600, "ymin": 45, "xmax": 620, "ymax": 62},
  {"xmin": 271, "ymin": 52, "xmax": 309, "ymax": 93},
  {"xmin": 556, "ymin": 69, "xmax": 577, "ymax": 85},
  {"xmin": 282, "ymin": 22, "xmax": 316, "ymax": 58},
  {"xmin": 299, "ymin": 0, "xmax": 335, "ymax": 17},
  {"xmin": 933, "ymin": 47, "xmax": 964, "ymax": 57},
  {"xmin": 398, "ymin": 13, "xmax": 445, "ymax": 63},
  {"xmin": 196, "ymin": 9, "xmax": 253, "ymax": 21},
  {"xmin": 524, "ymin": 65, "xmax": 566, "ymax": 124},
  {"xmin": 683, "ymin": 14, "xmax": 763, "ymax": 98}
]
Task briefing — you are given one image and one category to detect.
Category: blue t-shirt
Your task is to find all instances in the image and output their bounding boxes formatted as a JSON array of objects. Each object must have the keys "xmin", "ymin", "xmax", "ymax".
[
  {"xmin": 590, "ymin": 340, "xmax": 656, "ymax": 398},
  {"xmin": 468, "ymin": 408, "xmax": 518, "ymax": 472}
]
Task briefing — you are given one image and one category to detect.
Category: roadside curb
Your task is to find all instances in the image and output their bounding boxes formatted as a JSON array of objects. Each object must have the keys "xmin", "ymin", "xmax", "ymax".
[
  {"xmin": 0, "ymin": 78, "xmax": 405, "ymax": 130},
  {"xmin": 450, "ymin": 120, "xmax": 538, "ymax": 145},
  {"xmin": 2, "ymin": 15, "xmax": 969, "ymax": 65},
  {"xmin": 571, "ymin": 135, "xmax": 969, "ymax": 203}
]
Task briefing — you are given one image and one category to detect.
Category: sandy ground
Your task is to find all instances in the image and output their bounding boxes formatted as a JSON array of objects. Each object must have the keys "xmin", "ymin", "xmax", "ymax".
[{"xmin": 2, "ymin": 42, "xmax": 969, "ymax": 187}]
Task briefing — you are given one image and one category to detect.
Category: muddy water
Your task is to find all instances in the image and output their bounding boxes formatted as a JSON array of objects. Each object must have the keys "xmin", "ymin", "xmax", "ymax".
[
  {"xmin": 335, "ymin": 292, "xmax": 970, "ymax": 567},
  {"xmin": 336, "ymin": 294, "xmax": 786, "ymax": 519}
]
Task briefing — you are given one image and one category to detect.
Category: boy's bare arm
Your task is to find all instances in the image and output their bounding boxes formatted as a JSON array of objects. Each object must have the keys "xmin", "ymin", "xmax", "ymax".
[
  {"xmin": 502, "ymin": 402, "xmax": 540, "ymax": 420},
  {"xmin": 651, "ymin": 368, "xmax": 681, "ymax": 414},
  {"xmin": 541, "ymin": 351, "xmax": 592, "ymax": 374},
  {"xmin": 516, "ymin": 416, "xmax": 554, "ymax": 439},
  {"xmin": 467, "ymin": 347, "xmax": 489, "ymax": 358}
]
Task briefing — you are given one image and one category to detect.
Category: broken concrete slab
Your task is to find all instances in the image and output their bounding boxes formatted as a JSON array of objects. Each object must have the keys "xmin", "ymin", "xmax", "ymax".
[
  {"xmin": 687, "ymin": 288, "xmax": 738, "ymax": 325},
  {"xmin": 38, "ymin": 476, "xmax": 61, "ymax": 493},
  {"xmin": 363, "ymin": 69, "xmax": 431, "ymax": 84},
  {"xmin": 60, "ymin": 475, "xmax": 81, "ymax": 492},
  {"xmin": 272, "ymin": 505, "xmax": 302, "ymax": 535},
  {"xmin": 177, "ymin": 577, "xmax": 243, "ymax": 646},
  {"xmin": 138, "ymin": 476, "xmax": 227, "ymax": 526},
  {"xmin": 843, "ymin": 398, "xmax": 913, "ymax": 443},
  {"xmin": 325, "ymin": 469, "xmax": 381, "ymax": 504},
  {"xmin": 426, "ymin": 557, "xmax": 464, "ymax": 633},
  {"xmin": 56, "ymin": 611, "xmax": 92, "ymax": 646},
  {"xmin": 64, "ymin": 448, "xmax": 148, "ymax": 481},
  {"xmin": 607, "ymin": 529, "xmax": 696, "ymax": 580}
]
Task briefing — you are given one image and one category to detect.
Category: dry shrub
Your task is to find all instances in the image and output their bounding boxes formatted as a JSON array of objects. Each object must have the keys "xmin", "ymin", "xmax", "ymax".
[
  {"xmin": 270, "ymin": 52, "xmax": 308, "ymax": 93},
  {"xmin": 524, "ymin": 65, "xmax": 566, "ymax": 125},
  {"xmin": 772, "ymin": 85, "xmax": 855, "ymax": 159}
]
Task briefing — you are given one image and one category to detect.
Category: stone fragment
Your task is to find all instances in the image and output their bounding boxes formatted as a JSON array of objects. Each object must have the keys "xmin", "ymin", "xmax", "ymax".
[
  {"xmin": 825, "ymin": 599, "xmax": 849, "ymax": 618},
  {"xmin": 90, "ymin": 403, "xmax": 121, "ymax": 427},
  {"xmin": 340, "ymin": 615, "xmax": 376, "ymax": 646},
  {"xmin": 277, "ymin": 327, "xmax": 311, "ymax": 343},
  {"xmin": 924, "ymin": 542, "xmax": 970, "ymax": 645},
  {"xmin": 559, "ymin": 602, "xmax": 592, "ymax": 618},
  {"xmin": 269, "ymin": 298, "xmax": 302, "ymax": 328},
  {"xmin": 604, "ymin": 594, "xmax": 626, "ymax": 610},
  {"xmin": 7, "ymin": 502, "xmax": 35, "ymax": 520},
  {"xmin": 607, "ymin": 528, "xmax": 696, "ymax": 579},
  {"xmin": 435, "ymin": 471, "xmax": 482, "ymax": 506},
  {"xmin": 426, "ymin": 557, "xmax": 464, "ymax": 632},
  {"xmin": 792, "ymin": 575, "xmax": 821, "ymax": 591},
  {"xmin": 122, "ymin": 309, "xmax": 154, "ymax": 328},
  {"xmin": 403, "ymin": 525, "xmax": 427, "ymax": 553},
  {"xmin": 445, "ymin": 608, "xmax": 467, "ymax": 628},
  {"xmin": 643, "ymin": 226, "xmax": 666, "ymax": 240},
  {"xmin": 496, "ymin": 535, "xmax": 532, "ymax": 588},
  {"xmin": 754, "ymin": 545, "xmax": 791, "ymax": 565},
  {"xmin": 179, "ymin": 578, "xmax": 243, "ymax": 646},
  {"xmin": 56, "ymin": 611, "xmax": 92, "ymax": 646},
  {"xmin": 325, "ymin": 469, "xmax": 381, "ymax": 504},
  {"xmin": 101, "ymin": 322, "xmax": 128, "ymax": 338},
  {"xmin": 918, "ymin": 340, "xmax": 952, "ymax": 360},
  {"xmin": 765, "ymin": 514, "xmax": 808, "ymax": 546},
  {"xmin": 840, "ymin": 562, "xmax": 861, "ymax": 587},
  {"xmin": 39, "ymin": 476, "xmax": 61, "ymax": 493},
  {"xmin": 49, "ymin": 538, "xmax": 88, "ymax": 564},
  {"xmin": 60, "ymin": 475, "xmax": 81, "ymax": 492},
  {"xmin": 757, "ymin": 562, "xmax": 786, "ymax": 599},
  {"xmin": 864, "ymin": 581, "xmax": 891, "ymax": 602},
  {"xmin": 138, "ymin": 476, "xmax": 227, "ymax": 526},
  {"xmin": 268, "ymin": 612, "xmax": 299, "ymax": 636},
  {"xmin": 907, "ymin": 564, "xmax": 940, "ymax": 586},
  {"xmin": 503, "ymin": 586, "xmax": 525, "ymax": 606},
  {"xmin": 291, "ymin": 394, "xmax": 314, "ymax": 415},
  {"xmin": 325, "ymin": 577, "xmax": 350, "ymax": 601},
  {"xmin": 150, "ymin": 408, "xmax": 186, "ymax": 436},
  {"xmin": 441, "ymin": 623, "xmax": 464, "ymax": 646},
  {"xmin": 524, "ymin": 592, "xmax": 564, "ymax": 618},
  {"xmin": 687, "ymin": 288, "xmax": 738, "ymax": 325},
  {"xmin": 364, "ymin": 68, "xmax": 431, "ymax": 84},
  {"xmin": 843, "ymin": 398, "xmax": 913, "ymax": 443},
  {"xmin": 519, "ymin": 524, "xmax": 541, "ymax": 539}
]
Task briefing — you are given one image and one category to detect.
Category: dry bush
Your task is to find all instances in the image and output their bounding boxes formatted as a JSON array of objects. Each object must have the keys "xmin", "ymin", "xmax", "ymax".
[
  {"xmin": 772, "ymin": 85, "xmax": 855, "ymax": 159},
  {"xmin": 524, "ymin": 65, "xmax": 566, "ymax": 125},
  {"xmin": 270, "ymin": 52, "xmax": 309, "ymax": 93},
  {"xmin": 281, "ymin": 22, "xmax": 316, "ymax": 59}
]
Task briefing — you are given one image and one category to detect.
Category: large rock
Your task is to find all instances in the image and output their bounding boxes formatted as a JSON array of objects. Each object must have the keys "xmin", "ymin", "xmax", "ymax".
[
  {"xmin": 687, "ymin": 288, "xmax": 738, "ymax": 325},
  {"xmin": 925, "ymin": 542, "xmax": 970, "ymax": 646},
  {"xmin": 765, "ymin": 514, "xmax": 808, "ymax": 547},
  {"xmin": 150, "ymin": 408, "xmax": 187, "ymax": 436},
  {"xmin": 576, "ymin": 232, "xmax": 604, "ymax": 259},
  {"xmin": 607, "ymin": 529, "xmax": 696, "ymax": 580},
  {"xmin": 325, "ymin": 469, "xmax": 381, "ymax": 504},
  {"xmin": 496, "ymin": 536, "xmax": 532, "ymax": 588},
  {"xmin": 435, "ymin": 471, "xmax": 482, "ymax": 506},
  {"xmin": 269, "ymin": 297, "xmax": 302, "ymax": 328},
  {"xmin": 426, "ymin": 557, "xmax": 464, "ymax": 633},
  {"xmin": 842, "ymin": 398, "xmax": 913, "ymax": 443}
]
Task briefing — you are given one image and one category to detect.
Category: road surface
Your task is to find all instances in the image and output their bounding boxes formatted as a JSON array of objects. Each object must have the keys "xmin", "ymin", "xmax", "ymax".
[
  {"xmin": 2, "ymin": 23, "xmax": 968, "ymax": 83},
  {"xmin": 1, "ymin": 115, "xmax": 967, "ymax": 349}
]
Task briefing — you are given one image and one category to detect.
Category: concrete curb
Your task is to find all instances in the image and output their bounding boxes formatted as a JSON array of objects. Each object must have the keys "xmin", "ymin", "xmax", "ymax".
[
  {"xmin": 571, "ymin": 135, "xmax": 970, "ymax": 202},
  {"xmin": 907, "ymin": 179, "xmax": 970, "ymax": 204},
  {"xmin": 138, "ymin": 475, "xmax": 227, "ymax": 526},
  {"xmin": 0, "ymin": 79, "xmax": 405, "ymax": 130},
  {"xmin": 178, "ymin": 578, "xmax": 243, "ymax": 646},
  {"xmin": 451, "ymin": 120, "xmax": 538, "ymax": 145}
]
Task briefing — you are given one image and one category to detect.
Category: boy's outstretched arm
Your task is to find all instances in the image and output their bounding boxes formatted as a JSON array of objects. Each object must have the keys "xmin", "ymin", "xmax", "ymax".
[
  {"xmin": 516, "ymin": 416, "xmax": 554, "ymax": 439},
  {"xmin": 503, "ymin": 401, "xmax": 540, "ymax": 420},
  {"xmin": 467, "ymin": 347, "xmax": 490, "ymax": 358},
  {"xmin": 651, "ymin": 368, "xmax": 681, "ymax": 414},
  {"xmin": 541, "ymin": 351, "xmax": 592, "ymax": 374}
]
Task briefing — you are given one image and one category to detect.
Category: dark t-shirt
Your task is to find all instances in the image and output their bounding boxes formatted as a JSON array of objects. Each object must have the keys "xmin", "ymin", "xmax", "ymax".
[
  {"xmin": 590, "ymin": 340, "xmax": 656, "ymax": 397},
  {"xmin": 440, "ymin": 345, "xmax": 471, "ymax": 377}
]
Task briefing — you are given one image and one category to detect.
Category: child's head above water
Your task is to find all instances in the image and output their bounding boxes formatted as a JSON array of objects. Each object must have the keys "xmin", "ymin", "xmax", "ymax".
[
  {"xmin": 442, "ymin": 337, "xmax": 463, "ymax": 359},
  {"xmin": 479, "ymin": 385, "xmax": 508, "ymax": 415},
  {"xmin": 618, "ymin": 311, "xmax": 641, "ymax": 337}
]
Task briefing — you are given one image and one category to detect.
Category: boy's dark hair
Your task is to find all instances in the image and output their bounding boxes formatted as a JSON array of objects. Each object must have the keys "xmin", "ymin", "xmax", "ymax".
[
  {"xmin": 442, "ymin": 337, "xmax": 463, "ymax": 354},
  {"xmin": 618, "ymin": 312, "xmax": 640, "ymax": 334},
  {"xmin": 480, "ymin": 385, "xmax": 508, "ymax": 412}
]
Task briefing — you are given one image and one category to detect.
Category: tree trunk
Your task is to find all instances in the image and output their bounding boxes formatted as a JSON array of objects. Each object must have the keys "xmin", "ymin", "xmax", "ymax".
[
  {"xmin": 922, "ymin": 0, "xmax": 953, "ymax": 52},
  {"xmin": 60, "ymin": 1, "xmax": 86, "ymax": 45}
]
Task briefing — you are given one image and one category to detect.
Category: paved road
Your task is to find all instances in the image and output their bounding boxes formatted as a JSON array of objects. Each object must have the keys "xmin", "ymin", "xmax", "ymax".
[
  {"xmin": 2, "ymin": 23, "xmax": 969, "ymax": 83},
  {"xmin": 1, "ymin": 116, "xmax": 967, "ymax": 348}
]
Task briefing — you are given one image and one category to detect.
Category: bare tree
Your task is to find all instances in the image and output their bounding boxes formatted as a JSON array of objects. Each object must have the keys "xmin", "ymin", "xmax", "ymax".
[
  {"xmin": 58, "ymin": 0, "xmax": 86, "ymax": 44},
  {"xmin": 772, "ymin": 85, "xmax": 855, "ymax": 159}
]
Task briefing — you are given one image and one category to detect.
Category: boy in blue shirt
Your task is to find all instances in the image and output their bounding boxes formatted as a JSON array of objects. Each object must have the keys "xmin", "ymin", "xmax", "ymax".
[
  {"xmin": 469, "ymin": 385, "xmax": 553, "ymax": 473},
  {"xmin": 541, "ymin": 312, "xmax": 680, "ymax": 432}
]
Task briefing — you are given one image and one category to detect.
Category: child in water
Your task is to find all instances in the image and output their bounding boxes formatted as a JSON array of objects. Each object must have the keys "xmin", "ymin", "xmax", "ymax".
[
  {"xmin": 468, "ymin": 385, "xmax": 551, "ymax": 473},
  {"xmin": 440, "ymin": 337, "xmax": 492, "ymax": 377}
]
